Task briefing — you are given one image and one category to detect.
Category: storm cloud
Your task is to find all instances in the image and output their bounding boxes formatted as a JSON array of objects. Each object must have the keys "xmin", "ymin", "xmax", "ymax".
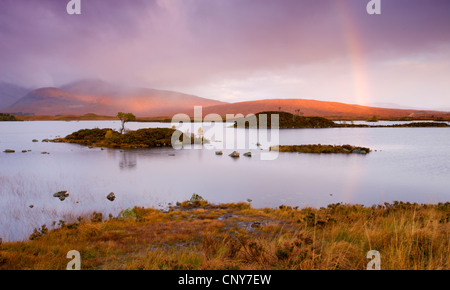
[{"xmin": 1, "ymin": 0, "xmax": 449, "ymax": 108}]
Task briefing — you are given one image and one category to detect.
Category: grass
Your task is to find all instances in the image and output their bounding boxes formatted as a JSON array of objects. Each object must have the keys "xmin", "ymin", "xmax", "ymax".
[
  {"xmin": 0, "ymin": 200, "xmax": 448, "ymax": 270},
  {"xmin": 271, "ymin": 144, "xmax": 371, "ymax": 154},
  {"xmin": 0, "ymin": 113, "xmax": 19, "ymax": 121},
  {"xmin": 51, "ymin": 128, "xmax": 179, "ymax": 149}
]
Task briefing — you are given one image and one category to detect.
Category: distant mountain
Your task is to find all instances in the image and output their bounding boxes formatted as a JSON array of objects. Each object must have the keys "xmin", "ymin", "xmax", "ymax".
[
  {"xmin": 60, "ymin": 79, "xmax": 126, "ymax": 97},
  {"xmin": 202, "ymin": 99, "xmax": 450, "ymax": 120},
  {"xmin": 4, "ymin": 79, "xmax": 449, "ymax": 119},
  {"xmin": 0, "ymin": 82, "xmax": 30, "ymax": 111},
  {"xmin": 6, "ymin": 79, "xmax": 225, "ymax": 116}
]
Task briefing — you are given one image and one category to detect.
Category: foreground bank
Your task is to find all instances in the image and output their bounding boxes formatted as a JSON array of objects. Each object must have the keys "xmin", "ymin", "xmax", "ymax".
[{"xmin": 0, "ymin": 198, "xmax": 448, "ymax": 270}]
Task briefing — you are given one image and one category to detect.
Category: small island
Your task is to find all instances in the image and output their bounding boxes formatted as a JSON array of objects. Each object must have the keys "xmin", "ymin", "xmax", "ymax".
[
  {"xmin": 52, "ymin": 128, "xmax": 180, "ymax": 149},
  {"xmin": 233, "ymin": 111, "xmax": 449, "ymax": 129},
  {"xmin": 271, "ymin": 144, "xmax": 371, "ymax": 154},
  {"xmin": 234, "ymin": 111, "xmax": 336, "ymax": 129},
  {"xmin": 0, "ymin": 113, "xmax": 19, "ymax": 121}
]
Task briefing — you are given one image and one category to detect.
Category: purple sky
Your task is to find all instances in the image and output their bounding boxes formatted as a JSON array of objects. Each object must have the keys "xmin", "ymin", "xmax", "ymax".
[{"xmin": 0, "ymin": 0, "xmax": 449, "ymax": 108}]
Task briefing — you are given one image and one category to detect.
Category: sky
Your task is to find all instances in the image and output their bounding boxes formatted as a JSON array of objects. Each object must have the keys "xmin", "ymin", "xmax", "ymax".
[{"xmin": 0, "ymin": 0, "xmax": 449, "ymax": 109}]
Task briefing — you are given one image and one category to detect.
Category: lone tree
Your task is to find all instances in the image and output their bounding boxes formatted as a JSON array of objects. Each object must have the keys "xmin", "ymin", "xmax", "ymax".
[{"xmin": 117, "ymin": 112, "xmax": 136, "ymax": 133}]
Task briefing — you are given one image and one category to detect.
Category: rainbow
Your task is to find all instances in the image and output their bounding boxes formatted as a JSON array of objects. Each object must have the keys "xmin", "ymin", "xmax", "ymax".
[{"xmin": 335, "ymin": 1, "xmax": 372, "ymax": 106}]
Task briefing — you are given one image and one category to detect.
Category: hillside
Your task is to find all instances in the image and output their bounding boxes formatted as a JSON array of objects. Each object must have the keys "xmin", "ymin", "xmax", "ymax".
[
  {"xmin": 3, "ymin": 79, "xmax": 450, "ymax": 120},
  {"xmin": 6, "ymin": 80, "xmax": 225, "ymax": 117},
  {"xmin": 203, "ymin": 99, "xmax": 450, "ymax": 120},
  {"xmin": 0, "ymin": 82, "xmax": 30, "ymax": 111}
]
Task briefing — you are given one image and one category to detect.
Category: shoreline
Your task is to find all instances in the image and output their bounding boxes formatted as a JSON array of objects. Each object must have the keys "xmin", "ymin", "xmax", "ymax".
[
  {"xmin": 1, "ymin": 198, "xmax": 448, "ymax": 270},
  {"xmin": 6, "ymin": 112, "xmax": 450, "ymax": 123}
]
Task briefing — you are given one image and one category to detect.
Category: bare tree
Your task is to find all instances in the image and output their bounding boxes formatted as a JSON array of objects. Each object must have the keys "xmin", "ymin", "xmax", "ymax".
[{"xmin": 117, "ymin": 112, "xmax": 136, "ymax": 133}]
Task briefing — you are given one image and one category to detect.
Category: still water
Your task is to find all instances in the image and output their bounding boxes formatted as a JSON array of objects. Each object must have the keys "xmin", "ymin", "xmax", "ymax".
[{"xmin": 1, "ymin": 121, "xmax": 449, "ymax": 241}]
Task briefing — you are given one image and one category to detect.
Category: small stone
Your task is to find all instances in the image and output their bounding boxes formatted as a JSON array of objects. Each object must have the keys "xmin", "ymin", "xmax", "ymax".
[
  {"xmin": 29, "ymin": 205, "xmax": 34, "ymax": 208},
  {"xmin": 32, "ymin": 139, "xmax": 39, "ymax": 142},
  {"xmin": 107, "ymin": 192, "xmax": 116, "ymax": 202},
  {"xmin": 215, "ymin": 151, "xmax": 223, "ymax": 155},
  {"xmin": 251, "ymin": 222, "xmax": 261, "ymax": 228},
  {"xmin": 4, "ymin": 149, "xmax": 15, "ymax": 153},
  {"xmin": 53, "ymin": 191, "xmax": 69, "ymax": 201},
  {"xmin": 189, "ymin": 193, "xmax": 204, "ymax": 202},
  {"xmin": 229, "ymin": 151, "xmax": 240, "ymax": 158},
  {"xmin": 243, "ymin": 152, "xmax": 252, "ymax": 157}
]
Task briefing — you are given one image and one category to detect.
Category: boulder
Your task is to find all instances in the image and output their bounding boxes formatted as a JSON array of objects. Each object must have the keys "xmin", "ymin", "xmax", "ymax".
[
  {"xmin": 243, "ymin": 152, "xmax": 252, "ymax": 157},
  {"xmin": 251, "ymin": 222, "xmax": 261, "ymax": 228},
  {"xmin": 107, "ymin": 192, "xmax": 116, "ymax": 202},
  {"xmin": 189, "ymin": 193, "xmax": 204, "ymax": 202},
  {"xmin": 53, "ymin": 191, "xmax": 69, "ymax": 201},
  {"xmin": 3, "ymin": 149, "xmax": 15, "ymax": 153},
  {"xmin": 229, "ymin": 151, "xmax": 240, "ymax": 158},
  {"xmin": 32, "ymin": 139, "xmax": 39, "ymax": 143},
  {"xmin": 215, "ymin": 151, "xmax": 223, "ymax": 155},
  {"xmin": 352, "ymin": 148, "xmax": 367, "ymax": 154}
]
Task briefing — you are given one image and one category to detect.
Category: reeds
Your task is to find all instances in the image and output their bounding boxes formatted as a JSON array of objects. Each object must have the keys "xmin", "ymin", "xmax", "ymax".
[{"xmin": 0, "ymin": 201, "xmax": 448, "ymax": 270}]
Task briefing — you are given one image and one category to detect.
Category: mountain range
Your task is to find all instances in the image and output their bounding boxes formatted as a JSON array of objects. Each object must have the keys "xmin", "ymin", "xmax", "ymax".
[{"xmin": 1, "ymin": 79, "xmax": 449, "ymax": 120}]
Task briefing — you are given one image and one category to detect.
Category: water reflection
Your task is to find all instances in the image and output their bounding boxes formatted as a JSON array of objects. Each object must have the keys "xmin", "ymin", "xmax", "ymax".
[{"xmin": 119, "ymin": 151, "xmax": 137, "ymax": 170}]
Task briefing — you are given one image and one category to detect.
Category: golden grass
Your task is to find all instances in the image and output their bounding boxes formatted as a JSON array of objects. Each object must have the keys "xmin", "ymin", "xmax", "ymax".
[{"xmin": 0, "ymin": 201, "xmax": 448, "ymax": 270}]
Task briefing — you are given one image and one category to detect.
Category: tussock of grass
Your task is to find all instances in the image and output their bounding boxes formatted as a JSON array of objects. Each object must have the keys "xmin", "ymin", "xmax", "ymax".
[{"xmin": 0, "ymin": 201, "xmax": 448, "ymax": 270}]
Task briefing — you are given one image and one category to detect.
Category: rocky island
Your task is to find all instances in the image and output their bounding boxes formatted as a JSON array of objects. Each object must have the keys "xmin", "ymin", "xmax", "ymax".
[
  {"xmin": 51, "ymin": 128, "xmax": 181, "ymax": 149},
  {"xmin": 271, "ymin": 144, "xmax": 371, "ymax": 154}
]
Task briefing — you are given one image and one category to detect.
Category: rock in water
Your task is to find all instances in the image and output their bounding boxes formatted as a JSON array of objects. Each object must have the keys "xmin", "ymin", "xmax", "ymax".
[
  {"xmin": 53, "ymin": 191, "xmax": 69, "ymax": 201},
  {"xmin": 229, "ymin": 151, "xmax": 240, "ymax": 158},
  {"xmin": 189, "ymin": 193, "xmax": 204, "ymax": 202},
  {"xmin": 107, "ymin": 192, "xmax": 116, "ymax": 202},
  {"xmin": 215, "ymin": 151, "xmax": 223, "ymax": 155},
  {"xmin": 243, "ymin": 152, "xmax": 252, "ymax": 157},
  {"xmin": 3, "ymin": 149, "xmax": 15, "ymax": 153}
]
